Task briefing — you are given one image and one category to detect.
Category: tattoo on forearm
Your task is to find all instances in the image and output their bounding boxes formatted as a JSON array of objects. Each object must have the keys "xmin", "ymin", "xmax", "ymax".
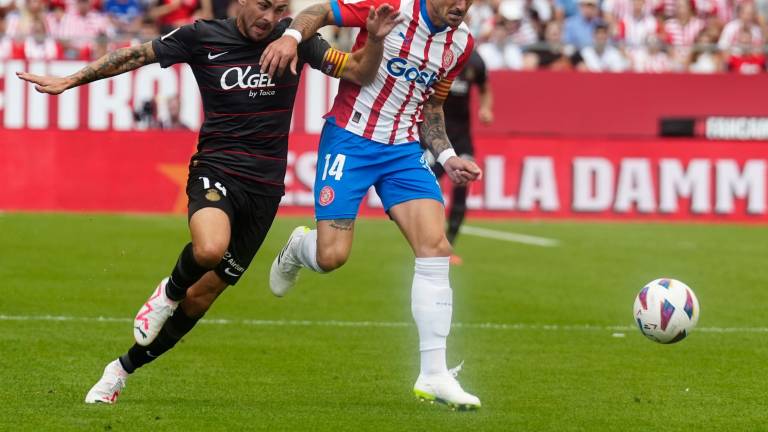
[
  {"xmin": 289, "ymin": 3, "xmax": 329, "ymax": 38},
  {"xmin": 330, "ymin": 219, "xmax": 354, "ymax": 231},
  {"xmin": 419, "ymin": 103, "xmax": 452, "ymax": 157},
  {"xmin": 69, "ymin": 42, "xmax": 155, "ymax": 87}
]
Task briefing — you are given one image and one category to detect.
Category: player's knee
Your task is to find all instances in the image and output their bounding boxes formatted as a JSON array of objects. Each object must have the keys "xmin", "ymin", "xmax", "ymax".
[
  {"xmin": 192, "ymin": 242, "xmax": 227, "ymax": 268},
  {"xmin": 416, "ymin": 236, "xmax": 453, "ymax": 257},
  {"xmin": 316, "ymin": 246, "xmax": 349, "ymax": 272}
]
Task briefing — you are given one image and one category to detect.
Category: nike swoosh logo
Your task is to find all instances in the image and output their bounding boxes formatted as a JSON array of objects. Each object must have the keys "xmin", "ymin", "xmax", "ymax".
[
  {"xmin": 146, "ymin": 351, "xmax": 157, "ymax": 358},
  {"xmin": 398, "ymin": 32, "xmax": 412, "ymax": 42},
  {"xmin": 224, "ymin": 267, "xmax": 239, "ymax": 277},
  {"xmin": 208, "ymin": 51, "xmax": 229, "ymax": 60}
]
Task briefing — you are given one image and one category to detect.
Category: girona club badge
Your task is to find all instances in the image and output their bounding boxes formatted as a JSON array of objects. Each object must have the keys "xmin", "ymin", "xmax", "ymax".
[
  {"xmin": 442, "ymin": 51, "xmax": 454, "ymax": 69},
  {"xmin": 319, "ymin": 186, "xmax": 335, "ymax": 206}
]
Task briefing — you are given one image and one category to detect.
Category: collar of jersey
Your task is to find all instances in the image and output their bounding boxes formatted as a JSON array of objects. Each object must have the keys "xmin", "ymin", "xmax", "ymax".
[{"xmin": 420, "ymin": 0, "xmax": 448, "ymax": 34}]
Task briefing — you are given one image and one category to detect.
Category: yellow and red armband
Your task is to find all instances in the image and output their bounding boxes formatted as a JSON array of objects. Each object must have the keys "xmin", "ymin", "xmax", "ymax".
[
  {"xmin": 432, "ymin": 79, "xmax": 453, "ymax": 101},
  {"xmin": 320, "ymin": 48, "xmax": 350, "ymax": 78}
]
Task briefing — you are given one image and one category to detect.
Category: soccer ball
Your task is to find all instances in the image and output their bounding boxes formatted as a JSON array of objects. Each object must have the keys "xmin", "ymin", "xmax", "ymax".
[{"xmin": 633, "ymin": 278, "xmax": 700, "ymax": 344}]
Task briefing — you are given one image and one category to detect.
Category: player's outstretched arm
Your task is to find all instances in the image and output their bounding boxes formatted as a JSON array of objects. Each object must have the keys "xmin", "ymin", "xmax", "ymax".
[
  {"xmin": 338, "ymin": 5, "xmax": 401, "ymax": 85},
  {"xmin": 16, "ymin": 42, "xmax": 156, "ymax": 95},
  {"xmin": 419, "ymin": 95, "xmax": 483, "ymax": 186}
]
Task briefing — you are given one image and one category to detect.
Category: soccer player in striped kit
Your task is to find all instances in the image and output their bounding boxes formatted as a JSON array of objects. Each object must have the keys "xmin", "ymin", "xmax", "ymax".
[{"xmin": 262, "ymin": 0, "xmax": 483, "ymax": 410}]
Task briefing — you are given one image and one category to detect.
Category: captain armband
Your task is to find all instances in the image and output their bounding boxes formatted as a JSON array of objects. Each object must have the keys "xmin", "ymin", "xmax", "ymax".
[
  {"xmin": 432, "ymin": 79, "xmax": 453, "ymax": 101},
  {"xmin": 320, "ymin": 48, "xmax": 350, "ymax": 78}
]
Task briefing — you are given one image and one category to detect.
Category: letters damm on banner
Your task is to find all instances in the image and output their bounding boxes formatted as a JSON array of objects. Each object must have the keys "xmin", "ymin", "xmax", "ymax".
[{"xmin": 1, "ymin": 131, "xmax": 767, "ymax": 222}]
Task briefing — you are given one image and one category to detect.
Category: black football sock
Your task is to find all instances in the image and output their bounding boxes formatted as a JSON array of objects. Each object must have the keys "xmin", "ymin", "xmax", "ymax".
[
  {"xmin": 165, "ymin": 243, "xmax": 209, "ymax": 301},
  {"xmin": 446, "ymin": 186, "xmax": 468, "ymax": 245},
  {"xmin": 119, "ymin": 307, "xmax": 202, "ymax": 373}
]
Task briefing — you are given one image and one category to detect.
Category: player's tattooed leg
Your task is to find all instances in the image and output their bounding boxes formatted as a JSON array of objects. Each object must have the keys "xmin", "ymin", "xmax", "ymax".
[{"xmin": 329, "ymin": 219, "xmax": 354, "ymax": 231}]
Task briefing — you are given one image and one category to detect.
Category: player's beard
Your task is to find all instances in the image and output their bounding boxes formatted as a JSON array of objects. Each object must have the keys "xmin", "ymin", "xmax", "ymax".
[
  {"xmin": 248, "ymin": 19, "xmax": 273, "ymax": 40},
  {"xmin": 445, "ymin": 8, "xmax": 465, "ymax": 27},
  {"xmin": 237, "ymin": 13, "xmax": 274, "ymax": 41}
]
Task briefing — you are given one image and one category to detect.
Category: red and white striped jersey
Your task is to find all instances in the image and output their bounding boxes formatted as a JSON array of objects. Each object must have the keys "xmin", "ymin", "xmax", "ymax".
[
  {"xmin": 325, "ymin": 0, "xmax": 474, "ymax": 144},
  {"xmin": 617, "ymin": 14, "xmax": 658, "ymax": 47},
  {"xmin": 663, "ymin": 17, "xmax": 704, "ymax": 46}
]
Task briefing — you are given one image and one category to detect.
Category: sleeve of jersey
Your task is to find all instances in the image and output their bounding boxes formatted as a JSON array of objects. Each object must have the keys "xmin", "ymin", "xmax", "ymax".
[
  {"xmin": 473, "ymin": 51, "xmax": 488, "ymax": 86},
  {"xmin": 329, "ymin": 0, "xmax": 400, "ymax": 27},
  {"xmin": 151, "ymin": 23, "xmax": 198, "ymax": 68},
  {"xmin": 298, "ymin": 33, "xmax": 345, "ymax": 77},
  {"xmin": 432, "ymin": 36, "xmax": 475, "ymax": 101}
]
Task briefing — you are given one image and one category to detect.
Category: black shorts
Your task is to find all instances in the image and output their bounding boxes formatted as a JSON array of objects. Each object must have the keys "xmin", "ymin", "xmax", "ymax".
[{"xmin": 187, "ymin": 166, "xmax": 281, "ymax": 285}]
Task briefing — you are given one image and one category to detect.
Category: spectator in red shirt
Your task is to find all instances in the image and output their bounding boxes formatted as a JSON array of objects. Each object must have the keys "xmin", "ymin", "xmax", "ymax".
[
  {"xmin": 727, "ymin": 26, "xmax": 766, "ymax": 73},
  {"xmin": 149, "ymin": 0, "xmax": 207, "ymax": 33},
  {"xmin": 52, "ymin": 0, "xmax": 115, "ymax": 58}
]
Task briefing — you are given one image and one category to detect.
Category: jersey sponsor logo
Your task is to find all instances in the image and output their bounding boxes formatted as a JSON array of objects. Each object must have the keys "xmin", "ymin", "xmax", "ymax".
[
  {"xmin": 318, "ymin": 186, "xmax": 335, "ymax": 206},
  {"xmin": 220, "ymin": 66, "xmax": 277, "ymax": 90},
  {"xmin": 223, "ymin": 252, "xmax": 246, "ymax": 273},
  {"xmin": 385, "ymin": 58, "xmax": 439, "ymax": 87},
  {"xmin": 208, "ymin": 51, "xmax": 229, "ymax": 60}
]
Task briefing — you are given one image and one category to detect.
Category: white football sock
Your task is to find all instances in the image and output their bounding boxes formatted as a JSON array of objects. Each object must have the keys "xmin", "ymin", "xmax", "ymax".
[
  {"xmin": 411, "ymin": 256, "xmax": 452, "ymax": 376},
  {"xmin": 294, "ymin": 228, "xmax": 325, "ymax": 273}
]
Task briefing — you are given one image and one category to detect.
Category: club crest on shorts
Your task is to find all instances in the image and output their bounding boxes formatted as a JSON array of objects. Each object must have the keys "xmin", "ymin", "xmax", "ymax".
[
  {"xmin": 319, "ymin": 186, "xmax": 335, "ymax": 206},
  {"xmin": 205, "ymin": 189, "xmax": 222, "ymax": 202},
  {"xmin": 442, "ymin": 51, "xmax": 455, "ymax": 69}
]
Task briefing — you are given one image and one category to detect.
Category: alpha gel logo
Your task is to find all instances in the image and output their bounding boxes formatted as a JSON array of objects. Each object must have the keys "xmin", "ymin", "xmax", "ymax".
[
  {"xmin": 386, "ymin": 58, "xmax": 439, "ymax": 87},
  {"xmin": 220, "ymin": 66, "xmax": 276, "ymax": 90}
]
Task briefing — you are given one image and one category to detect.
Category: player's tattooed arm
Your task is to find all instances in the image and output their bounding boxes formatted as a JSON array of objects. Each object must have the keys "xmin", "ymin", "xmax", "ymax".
[
  {"xmin": 420, "ymin": 94, "xmax": 483, "ymax": 186},
  {"xmin": 16, "ymin": 42, "xmax": 157, "ymax": 95},
  {"xmin": 330, "ymin": 219, "xmax": 355, "ymax": 231},
  {"xmin": 259, "ymin": 2, "xmax": 336, "ymax": 77},
  {"xmin": 330, "ymin": 5, "xmax": 401, "ymax": 85},
  {"xmin": 290, "ymin": 2, "xmax": 336, "ymax": 40},
  {"xmin": 419, "ymin": 96, "xmax": 453, "ymax": 158}
]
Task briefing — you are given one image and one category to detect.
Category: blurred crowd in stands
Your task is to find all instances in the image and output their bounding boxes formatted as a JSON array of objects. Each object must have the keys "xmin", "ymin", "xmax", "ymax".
[{"xmin": 0, "ymin": 0, "xmax": 766, "ymax": 73}]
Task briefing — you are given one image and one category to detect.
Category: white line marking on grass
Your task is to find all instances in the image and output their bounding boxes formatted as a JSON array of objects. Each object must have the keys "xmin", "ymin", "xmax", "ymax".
[
  {"xmin": 460, "ymin": 225, "xmax": 560, "ymax": 247},
  {"xmin": 1, "ymin": 314, "xmax": 765, "ymax": 333}
]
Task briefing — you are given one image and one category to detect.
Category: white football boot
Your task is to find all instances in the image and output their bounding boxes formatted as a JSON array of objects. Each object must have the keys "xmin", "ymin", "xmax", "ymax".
[
  {"xmin": 133, "ymin": 277, "xmax": 179, "ymax": 346},
  {"xmin": 84, "ymin": 359, "xmax": 128, "ymax": 404},
  {"xmin": 269, "ymin": 226, "xmax": 309, "ymax": 297},
  {"xmin": 413, "ymin": 362, "xmax": 481, "ymax": 410}
]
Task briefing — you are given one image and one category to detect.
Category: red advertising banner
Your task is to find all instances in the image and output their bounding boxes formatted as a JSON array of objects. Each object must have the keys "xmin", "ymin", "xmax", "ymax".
[
  {"xmin": 4, "ymin": 61, "xmax": 768, "ymax": 138},
  {"xmin": 2, "ymin": 129, "xmax": 766, "ymax": 222}
]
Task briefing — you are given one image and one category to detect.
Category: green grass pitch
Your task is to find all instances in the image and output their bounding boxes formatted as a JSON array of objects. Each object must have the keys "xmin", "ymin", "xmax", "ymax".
[{"xmin": 1, "ymin": 212, "xmax": 767, "ymax": 431}]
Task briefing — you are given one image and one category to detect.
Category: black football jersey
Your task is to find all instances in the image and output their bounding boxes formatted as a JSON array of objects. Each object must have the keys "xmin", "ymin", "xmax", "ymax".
[
  {"xmin": 443, "ymin": 50, "xmax": 487, "ymax": 140},
  {"xmin": 152, "ymin": 18, "xmax": 331, "ymax": 196}
]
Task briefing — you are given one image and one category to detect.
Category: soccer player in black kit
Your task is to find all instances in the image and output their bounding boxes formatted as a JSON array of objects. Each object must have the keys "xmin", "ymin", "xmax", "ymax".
[
  {"xmin": 429, "ymin": 49, "xmax": 493, "ymax": 266},
  {"xmin": 17, "ymin": 0, "xmax": 401, "ymax": 404}
]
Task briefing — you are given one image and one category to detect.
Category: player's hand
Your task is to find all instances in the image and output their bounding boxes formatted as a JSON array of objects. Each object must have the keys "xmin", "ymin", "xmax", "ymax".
[
  {"xmin": 365, "ymin": 4, "xmax": 403, "ymax": 43},
  {"xmin": 16, "ymin": 71, "xmax": 71, "ymax": 95},
  {"xmin": 260, "ymin": 33, "xmax": 300, "ymax": 77},
  {"xmin": 443, "ymin": 156, "xmax": 482, "ymax": 186},
  {"xmin": 478, "ymin": 106, "xmax": 493, "ymax": 124}
]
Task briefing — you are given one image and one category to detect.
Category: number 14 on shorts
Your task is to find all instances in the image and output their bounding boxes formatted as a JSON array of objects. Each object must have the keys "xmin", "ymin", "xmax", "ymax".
[{"xmin": 321, "ymin": 154, "xmax": 346, "ymax": 181}]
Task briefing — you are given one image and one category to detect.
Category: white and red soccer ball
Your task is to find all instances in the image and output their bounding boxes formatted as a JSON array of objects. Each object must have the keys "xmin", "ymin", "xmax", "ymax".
[{"xmin": 633, "ymin": 278, "xmax": 700, "ymax": 344}]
